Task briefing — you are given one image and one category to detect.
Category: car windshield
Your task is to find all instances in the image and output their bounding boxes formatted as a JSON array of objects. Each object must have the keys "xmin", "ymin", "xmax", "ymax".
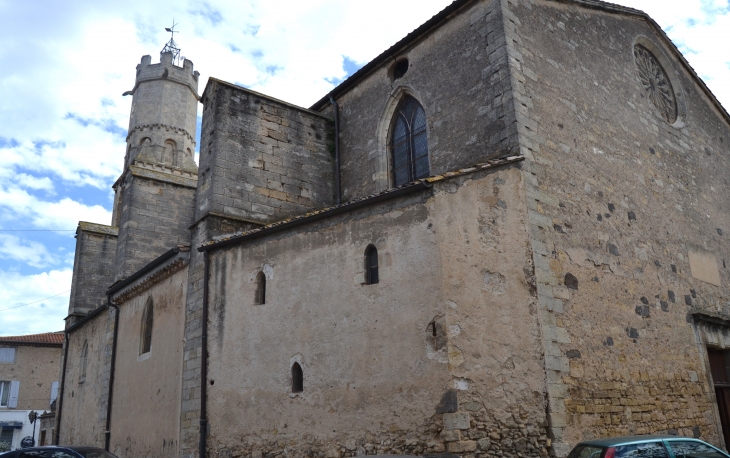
[
  {"xmin": 569, "ymin": 445, "xmax": 607, "ymax": 458},
  {"xmin": 74, "ymin": 450, "xmax": 117, "ymax": 458}
]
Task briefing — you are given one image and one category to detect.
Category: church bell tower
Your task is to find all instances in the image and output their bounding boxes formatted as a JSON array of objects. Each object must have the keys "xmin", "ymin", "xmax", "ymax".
[{"xmin": 111, "ymin": 35, "xmax": 200, "ymax": 281}]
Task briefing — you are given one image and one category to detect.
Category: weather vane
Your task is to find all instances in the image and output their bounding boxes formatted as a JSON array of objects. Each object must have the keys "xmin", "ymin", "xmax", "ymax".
[{"xmin": 161, "ymin": 20, "xmax": 181, "ymax": 65}]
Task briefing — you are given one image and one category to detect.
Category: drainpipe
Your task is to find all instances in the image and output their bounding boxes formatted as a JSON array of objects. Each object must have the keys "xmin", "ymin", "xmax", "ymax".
[
  {"xmin": 104, "ymin": 296, "xmax": 120, "ymax": 452},
  {"xmin": 199, "ymin": 251, "xmax": 210, "ymax": 458},
  {"xmin": 329, "ymin": 95, "xmax": 342, "ymax": 205},
  {"xmin": 55, "ymin": 332, "xmax": 70, "ymax": 445}
]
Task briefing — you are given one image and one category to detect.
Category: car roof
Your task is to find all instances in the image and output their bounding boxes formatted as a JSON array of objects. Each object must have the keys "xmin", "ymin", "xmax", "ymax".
[{"xmin": 577, "ymin": 435, "xmax": 702, "ymax": 447}]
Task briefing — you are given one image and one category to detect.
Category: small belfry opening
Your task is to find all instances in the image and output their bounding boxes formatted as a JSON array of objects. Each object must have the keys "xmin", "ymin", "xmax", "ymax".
[
  {"xmin": 291, "ymin": 362, "xmax": 303, "ymax": 393},
  {"xmin": 365, "ymin": 245, "xmax": 379, "ymax": 285},
  {"xmin": 255, "ymin": 271, "xmax": 266, "ymax": 305}
]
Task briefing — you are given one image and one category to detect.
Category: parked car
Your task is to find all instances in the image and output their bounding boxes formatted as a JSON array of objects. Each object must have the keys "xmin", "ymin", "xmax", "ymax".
[
  {"xmin": 0, "ymin": 446, "xmax": 118, "ymax": 458},
  {"xmin": 568, "ymin": 435, "xmax": 730, "ymax": 458}
]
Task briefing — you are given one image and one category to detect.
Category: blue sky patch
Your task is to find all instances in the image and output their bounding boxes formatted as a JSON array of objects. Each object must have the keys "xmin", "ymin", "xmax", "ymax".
[
  {"xmin": 0, "ymin": 137, "xmax": 20, "ymax": 149},
  {"xmin": 65, "ymin": 113, "xmax": 127, "ymax": 139}
]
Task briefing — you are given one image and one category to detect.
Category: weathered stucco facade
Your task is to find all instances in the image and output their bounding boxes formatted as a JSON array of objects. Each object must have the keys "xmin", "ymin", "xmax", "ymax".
[{"xmin": 57, "ymin": 0, "xmax": 730, "ymax": 457}]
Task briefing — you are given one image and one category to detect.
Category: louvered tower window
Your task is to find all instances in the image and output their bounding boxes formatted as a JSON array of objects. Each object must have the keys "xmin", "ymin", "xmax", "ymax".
[{"xmin": 391, "ymin": 95, "xmax": 429, "ymax": 186}]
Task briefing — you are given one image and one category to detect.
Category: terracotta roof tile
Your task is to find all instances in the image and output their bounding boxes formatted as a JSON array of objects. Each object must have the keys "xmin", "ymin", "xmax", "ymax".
[{"xmin": 0, "ymin": 332, "xmax": 65, "ymax": 345}]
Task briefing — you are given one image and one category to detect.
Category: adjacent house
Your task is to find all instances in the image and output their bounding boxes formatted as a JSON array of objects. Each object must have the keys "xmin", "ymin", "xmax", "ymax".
[{"xmin": 0, "ymin": 333, "xmax": 63, "ymax": 451}]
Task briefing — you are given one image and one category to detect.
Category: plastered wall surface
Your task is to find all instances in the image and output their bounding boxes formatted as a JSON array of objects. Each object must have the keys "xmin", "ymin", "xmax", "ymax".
[
  {"xmin": 0, "ymin": 345, "xmax": 61, "ymax": 410},
  {"xmin": 196, "ymin": 81, "xmax": 334, "ymax": 225},
  {"xmin": 110, "ymin": 269, "xmax": 186, "ymax": 458},
  {"xmin": 328, "ymin": 0, "xmax": 519, "ymax": 201},
  {"xmin": 60, "ymin": 312, "xmax": 113, "ymax": 447},
  {"xmin": 503, "ymin": 0, "xmax": 730, "ymax": 453},
  {"xmin": 204, "ymin": 167, "xmax": 547, "ymax": 457}
]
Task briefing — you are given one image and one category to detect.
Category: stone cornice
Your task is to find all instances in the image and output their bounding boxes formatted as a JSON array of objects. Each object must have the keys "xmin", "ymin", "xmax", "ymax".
[
  {"xmin": 129, "ymin": 163, "xmax": 198, "ymax": 189},
  {"xmin": 126, "ymin": 123, "xmax": 197, "ymax": 146},
  {"xmin": 110, "ymin": 250, "xmax": 190, "ymax": 304},
  {"xmin": 77, "ymin": 222, "xmax": 118, "ymax": 237}
]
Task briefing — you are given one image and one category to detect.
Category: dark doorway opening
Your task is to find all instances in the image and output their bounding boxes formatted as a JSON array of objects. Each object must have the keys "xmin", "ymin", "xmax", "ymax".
[{"xmin": 708, "ymin": 349, "xmax": 730, "ymax": 447}]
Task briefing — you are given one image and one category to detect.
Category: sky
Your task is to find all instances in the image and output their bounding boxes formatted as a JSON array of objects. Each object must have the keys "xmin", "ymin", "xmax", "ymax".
[{"xmin": 0, "ymin": 0, "xmax": 728, "ymax": 336}]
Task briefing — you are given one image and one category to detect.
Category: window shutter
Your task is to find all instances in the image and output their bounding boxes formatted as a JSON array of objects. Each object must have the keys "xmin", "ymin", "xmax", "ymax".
[
  {"xmin": 50, "ymin": 381, "xmax": 59, "ymax": 405},
  {"xmin": 8, "ymin": 381, "xmax": 20, "ymax": 408},
  {"xmin": 0, "ymin": 348, "xmax": 15, "ymax": 363}
]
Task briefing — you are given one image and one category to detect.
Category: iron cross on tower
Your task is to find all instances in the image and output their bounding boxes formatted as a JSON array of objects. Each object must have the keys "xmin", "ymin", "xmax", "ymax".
[{"xmin": 161, "ymin": 20, "xmax": 181, "ymax": 65}]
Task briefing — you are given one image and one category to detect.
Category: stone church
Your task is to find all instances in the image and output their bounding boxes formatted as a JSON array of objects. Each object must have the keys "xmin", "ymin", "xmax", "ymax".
[{"xmin": 56, "ymin": 0, "xmax": 730, "ymax": 457}]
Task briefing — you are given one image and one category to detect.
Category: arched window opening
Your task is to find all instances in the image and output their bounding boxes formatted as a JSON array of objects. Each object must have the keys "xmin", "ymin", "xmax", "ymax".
[
  {"xmin": 391, "ymin": 95, "xmax": 429, "ymax": 187},
  {"xmin": 291, "ymin": 362, "xmax": 303, "ymax": 393},
  {"xmin": 140, "ymin": 298, "xmax": 154, "ymax": 355},
  {"xmin": 164, "ymin": 139, "xmax": 178, "ymax": 167},
  {"xmin": 255, "ymin": 272, "xmax": 266, "ymax": 305},
  {"xmin": 365, "ymin": 245, "xmax": 379, "ymax": 285},
  {"xmin": 79, "ymin": 340, "xmax": 88, "ymax": 383}
]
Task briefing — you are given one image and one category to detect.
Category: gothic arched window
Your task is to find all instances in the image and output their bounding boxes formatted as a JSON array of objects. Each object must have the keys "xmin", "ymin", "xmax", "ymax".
[
  {"xmin": 140, "ymin": 297, "xmax": 154, "ymax": 355},
  {"xmin": 391, "ymin": 95, "xmax": 429, "ymax": 186}
]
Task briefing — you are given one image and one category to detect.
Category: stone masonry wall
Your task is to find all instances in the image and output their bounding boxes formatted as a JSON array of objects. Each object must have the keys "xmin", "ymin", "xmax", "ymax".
[
  {"xmin": 58, "ymin": 309, "xmax": 115, "ymax": 448},
  {"xmin": 504, "ymin": 0, "xmax": 730, "ymax": 454},
  {"xmin": 114, "ymin": 171, "xmax": 196, "ymax": 281},
  {"xmin": 322, "ymin": 0, "xmax": 520, "ymax": 201},
  {"xmin": 67, "ymin": 223, "xmax": 118, "ymax": 322},
  {"xmin": 196, "ymin": 80, "xmax": 334, "ymax": 225}
]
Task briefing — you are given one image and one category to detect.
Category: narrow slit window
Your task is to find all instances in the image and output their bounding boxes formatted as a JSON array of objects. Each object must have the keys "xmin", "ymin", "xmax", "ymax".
[
  {"xmin": 365, "ymin": 245, "xmax": 379, "ymax": 285},
  {"xmin": 391, "ymin": 95, "xmax": 429, "ymax": 187},
  {"xmin": 140, "ymin": 298, "xmax": 153, "ymax": 355},
  {"xmin": 79, "ymin": 340, "xmax": 88, "ymax": 383},
  {"xmin": 255, "ymin": 271, "xmax": 266, "ymax": 305},
  {"xmin": 292, "ymin": 362, "xmax": 303, "ymax": 393}
]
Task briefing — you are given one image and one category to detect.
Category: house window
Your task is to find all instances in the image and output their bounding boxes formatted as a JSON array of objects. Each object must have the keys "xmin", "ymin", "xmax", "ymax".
[
  {"xmin": 0, "ymin": 428, "xmax": 13, "ymax": 449},
  {"xmin": 391, "ymin": 95, "xmax": 429, "ymax": 187},
  {"xmin": 0, "ymin": 381, "xmax": 10, "ymax": 407},
  {"xmin": 255, "ymin": 272, "xmax": 266, "ymax": 305},
  {"xmin": 0, "ymin": 348, "xmax": 15, "ymax": 363},
  {"xmin": 79, "ymin": 341, "xmax": 88, "ymax": 383},
  {"xmin": 291, "ymin": 363, "xmax": 303, "ymax": 393},
  {"xmin": 365, "ymin": 245, "xmax": 379, "ymax": 285},
  {"xmin": 140, "ymin": 298, "xmax": 153, "ymax": 355}
]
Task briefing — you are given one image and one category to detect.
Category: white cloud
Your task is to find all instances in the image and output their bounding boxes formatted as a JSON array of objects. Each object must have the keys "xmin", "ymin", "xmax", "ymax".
[
  {"xmin": 0, "ymin": 269, "xmax": 71, "ymax": 336},
  {"xmin": 0, "ymin": 234, "xmax": 59, "ymax": 268},
  {"xmin": 0, "ymin": 187, "xmax": 111, "ymax": 230}
]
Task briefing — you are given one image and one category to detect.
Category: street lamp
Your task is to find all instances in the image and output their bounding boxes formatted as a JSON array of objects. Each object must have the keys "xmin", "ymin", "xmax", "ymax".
[{"xmin": 28, "ymin": 411, "xmax": 37, "ymax": 447}]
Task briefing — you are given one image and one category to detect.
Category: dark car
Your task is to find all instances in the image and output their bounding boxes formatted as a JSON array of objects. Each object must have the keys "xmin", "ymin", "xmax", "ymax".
[
  {"xmin": 569, "ymin": 435, "xmax": 730, "ymax": 458},
  {"xmin": 0, "ymin": 446, "xmax": 117, "ymax": 458}
]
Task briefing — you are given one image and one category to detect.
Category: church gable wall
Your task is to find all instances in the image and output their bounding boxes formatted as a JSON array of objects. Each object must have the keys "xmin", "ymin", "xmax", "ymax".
[
  {"xmin": 504, "ymin": 0, "xmax": 730, "ymax": 454},
  {"xmin": 58, "ymin": 311, "xmax": 113, "ymax": 448},
  {"xmin": 203, "ymin": 166, "xmax": 548, "ymax": 457},
  {"xmin": 109, "ymin": 268, "xmax": 187, "ymax": 458},
  {"xmin": 196, "ymin": 81, "xmax": 334, "ymax": 225},
  {"xmin": 326, "ymin": 0, "xmax": 519, "ymax": 201}
]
